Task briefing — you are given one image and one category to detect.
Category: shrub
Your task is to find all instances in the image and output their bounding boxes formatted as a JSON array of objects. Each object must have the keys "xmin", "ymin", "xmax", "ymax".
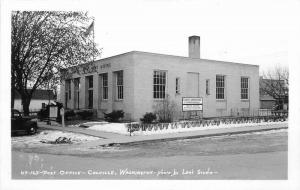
[
  {"xmin": 64, "ymin": 109, "xmax": 76, "ymax": 120},
  {"xmin": 153, "ymin": 94, "xmax": 178, "ymax": 123},
  {"xmin": 37, "ymin": 107, "xmax": 48, "ymax": 120},
  {"xmin": 104, "ymin": 110, "xmax": 124, "ymax": 122},
  {"xmin": 140, "ymin": 112, "xmax": 157, "ymax": 123},
  {"xmin": 76, "ymin": 110, "xmax": 94, "ymax": 120}
]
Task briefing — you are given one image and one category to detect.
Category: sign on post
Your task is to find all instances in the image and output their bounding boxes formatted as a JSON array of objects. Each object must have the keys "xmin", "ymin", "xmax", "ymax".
[
  {"xmin": 60, "ymin": 108, "xmax": 65, "ymax": 116},
  {"xmin": 182, "ymin": 97, "xmax": 203, "ymax": 112},
  {"xmin": 60, "ymin": 108, "xmax": 65, "ymax": 128},
  {"xmin": 49, "ymin": 106, "xmax": 58, "ymax": 118},
  {"xmin": 47, "ymin": 105, "xmax": 58, "ymax": 125}
]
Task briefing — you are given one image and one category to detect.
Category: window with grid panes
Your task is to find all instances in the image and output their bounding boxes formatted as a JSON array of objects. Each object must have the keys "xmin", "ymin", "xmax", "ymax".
[
  {"xmin": 116, "ymin": 71, "xmax": 123, "ymax": 100},
  {"xmin": 153, "ymin": 70, "xmax": 166, "ymax": 99},
  {"xmin": 100, "ymin": 73, "xmax": 108, "ymax": 100},
  {"xmin": 241, "ymin": 77, "xmax": 249, "ymax": 99},
  {"xmin": 87, "ymin": 76, "xmax": 93, "ymax": 109},
  {"xmin": 216, "ymin": 75, "xmax": 225, "ymax": 99}
]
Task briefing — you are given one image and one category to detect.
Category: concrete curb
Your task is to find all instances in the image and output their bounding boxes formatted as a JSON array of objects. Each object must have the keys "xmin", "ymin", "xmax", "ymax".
[
  {"xmin": 77, "ymin": 124, "xmax": 288, "ymax": 147},
  {"xmin": 37, "ymin": 121, "xmax": 288, "ymax": 147},
  {"xmin": 109, "ymin": 126, "xmax": 288, "ymax": 146}
]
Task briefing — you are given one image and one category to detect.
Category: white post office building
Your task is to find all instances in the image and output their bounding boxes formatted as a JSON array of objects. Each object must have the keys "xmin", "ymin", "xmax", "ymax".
[{"xmin": 60, "ymin": 36, "xmax": 260, "ymax": 121}]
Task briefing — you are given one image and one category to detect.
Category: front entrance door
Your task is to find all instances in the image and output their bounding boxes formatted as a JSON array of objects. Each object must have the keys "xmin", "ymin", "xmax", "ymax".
[{"xmin": 186, "ymin": 72, "xmax": 200, "ymax": 97}]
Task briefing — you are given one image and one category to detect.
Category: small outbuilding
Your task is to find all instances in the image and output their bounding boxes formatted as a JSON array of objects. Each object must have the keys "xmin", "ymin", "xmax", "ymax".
[{"xmin": 13, "ymin": 89, "xmax": 56, "ymax": 112}]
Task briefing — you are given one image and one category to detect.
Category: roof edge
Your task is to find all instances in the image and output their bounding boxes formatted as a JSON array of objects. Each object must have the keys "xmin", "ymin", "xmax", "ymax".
[
  {"xmin": 65, "ymin": 50, "xmax": 259, "ymax": 70},
  {"xmin": 99, "ymin": 50, "xmax": 259, "ymax": 67}
]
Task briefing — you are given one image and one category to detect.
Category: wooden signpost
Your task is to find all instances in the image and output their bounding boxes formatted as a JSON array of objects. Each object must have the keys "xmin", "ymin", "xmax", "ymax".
[{"xmin": 60, "ymin": 108, "xmax": 65, "ymax": 127}]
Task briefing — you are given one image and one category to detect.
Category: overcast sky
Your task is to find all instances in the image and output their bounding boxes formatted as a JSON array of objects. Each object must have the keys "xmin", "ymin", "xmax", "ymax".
[
  {"xmin": 84, "ymin": 0, "xmax": 295, "ymax": 74},
  {"xmin": 3, "ymin": 0, "xmax": 298, "ymax": 74}
]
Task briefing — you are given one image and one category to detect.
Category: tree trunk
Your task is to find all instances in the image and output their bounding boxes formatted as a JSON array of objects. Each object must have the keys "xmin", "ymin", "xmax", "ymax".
[{"xmin": 21, "ymin": 96, "xmax": 31, "ymax": 116}]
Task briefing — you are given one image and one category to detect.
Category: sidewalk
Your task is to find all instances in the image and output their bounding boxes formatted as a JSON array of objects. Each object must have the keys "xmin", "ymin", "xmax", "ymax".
[
  {"xmin": 38, "ymin": 121, "xmax": 124, "ymax": 139},
  {"xmin": 37, "ymin": 121, "xmax": 288, "ymax": 147}
]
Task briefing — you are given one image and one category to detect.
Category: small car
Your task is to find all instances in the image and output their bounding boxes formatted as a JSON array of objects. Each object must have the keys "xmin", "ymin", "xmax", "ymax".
[{"xmin": 11, "ymin": 109, "xmax": 38, "ymax": 136}]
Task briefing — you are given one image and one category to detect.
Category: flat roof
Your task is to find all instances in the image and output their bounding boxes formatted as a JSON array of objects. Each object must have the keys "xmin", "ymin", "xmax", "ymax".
[
  {"xmin": 65, "ymin": 50, "xmax": 259, "ymax": 70},
  {"xmin": 97, "ymin": 51, "xmax": 259, "ymax": 67}
]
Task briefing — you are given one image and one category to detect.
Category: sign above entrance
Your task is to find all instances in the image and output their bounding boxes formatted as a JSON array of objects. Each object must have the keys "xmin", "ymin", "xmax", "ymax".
[
  {"xmin": 182, "ymin": 97, "xmax": 203, "ymax": 112},
  {"xmin": 100, "ymin": 63, "xmax": 111, "ymax": 70}
]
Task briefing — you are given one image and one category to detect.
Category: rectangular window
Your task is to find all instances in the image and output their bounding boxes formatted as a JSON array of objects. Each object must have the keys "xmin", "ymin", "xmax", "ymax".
[
  {"xmin": 153, "ymin": 70, "xmax": 166, "ymax": 99},
  {"xmin": 216, "ymin": 75, "xmax": 225, "ymax": 99},
  {"xmin": 206, "ymin": 79, "xmax": 210, "ymax": 95},
  {"xmin": 100, "ymin": 73, "xmax": 108, "ymax": 100},
  {"xmin": 74, "ymin": 78, "xmax": 80, "ymax": 109},
  {"xmin": 87, "ymin": 76, "xmax": 93, "ymax": 109},
  {"xmin": 241, "ymin": 77, "xmax": 249, "ymax": 99},
  {"xmin": 65, "ymin": 79, "xmax": 71, "ymax": 100},
  {"xmin": 74, "ymin": 78, "xmax": 80, "ymax": 89},
  {"xmin": 65, "ymin": 93, "xmax": 68, "ymax": 108},
  {"xmin": 116, "ymin": 71, "xmax": 123, "ymax": 100},
  {"xmin": 175, "ymin": 77, "xmax": 180, "ymax": 94},
  {"xmin": 88, "ymin": 76, "xmax": 93, "ymax": 88},
  {"xmin": 88, "ymin": 90, "xmax": 93, "ymax": 108}
]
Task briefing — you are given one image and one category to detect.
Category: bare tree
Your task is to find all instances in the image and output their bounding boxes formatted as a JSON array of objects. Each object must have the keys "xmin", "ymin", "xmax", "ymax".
[
  {"xmin": 260, "ymin": 66, "xmax": 289, "ymax": 110},
  {"xmin": 11, "ymin": 11, "xmax": 100, "ymax": 115}
]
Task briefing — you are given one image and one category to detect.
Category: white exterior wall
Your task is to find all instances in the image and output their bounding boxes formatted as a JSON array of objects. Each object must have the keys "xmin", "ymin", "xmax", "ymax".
[
  {"xmin": 14, "ymin": 99, "xmax": 55, "ymax": 111},
  {"xmin": 61, "ymin": 53, "xmax": 136, "ymax": 120},
  {"xmin": 60, "ymin": 51, "xmax": 259, "ymax": 121},
  {"xmin": 97, "ymin": 53, "xmax": 135, "ymax": 120},
  {"xmin": 132, "ymin": 52, "xmax": 259, "ymax": 121}
]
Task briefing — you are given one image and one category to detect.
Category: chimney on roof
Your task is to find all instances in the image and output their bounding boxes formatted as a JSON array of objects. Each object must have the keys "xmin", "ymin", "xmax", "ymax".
[{"xmin": 188, "ymin": 36, "xmax": 200, "ymax": 59}]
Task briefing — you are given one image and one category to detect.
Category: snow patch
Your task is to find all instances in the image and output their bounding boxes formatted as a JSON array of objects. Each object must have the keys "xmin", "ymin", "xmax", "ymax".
[
  {"xmin": 85, "ymin": 121, "xmax": 288, "ymax": 136},
  {"xmin": 12, "ymin": 130, "xmax": 100, "ymax": 147},
  {"xmin": 88, "ymin": 122, "xmax": 129, "ymax": 134}
]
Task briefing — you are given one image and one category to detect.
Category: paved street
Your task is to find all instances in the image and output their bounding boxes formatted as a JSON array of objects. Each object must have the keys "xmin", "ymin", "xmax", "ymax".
[{"xmin": 11, "ymin": 128, "xmax": 287, "ymax": 179}]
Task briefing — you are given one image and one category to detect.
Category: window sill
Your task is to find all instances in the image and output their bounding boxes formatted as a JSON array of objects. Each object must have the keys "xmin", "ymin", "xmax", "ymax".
[
  {"xmin": 153, "ymin": 99, "xmax": 166, "ymax": 102},
  {"xmin": 216, "ymin": 99, "xmax": 226, "ymax": 102},
  {"xmin": 241, "ymin": 99, "xmax": 250, "ymax": 102},
  {"xmin": 114, "ymin": 99, "xmax": 123, "ymax": 102}
]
